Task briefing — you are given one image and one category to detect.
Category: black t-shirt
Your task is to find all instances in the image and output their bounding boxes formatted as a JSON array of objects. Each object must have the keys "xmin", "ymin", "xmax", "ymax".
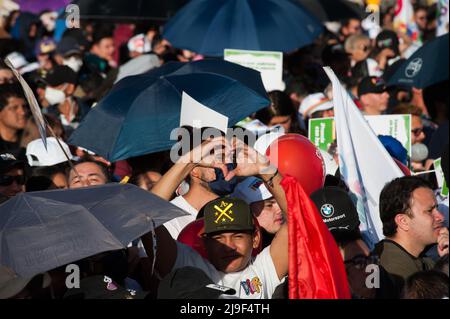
[{"xmin": 0, "ymin": 137, "xmax": 24, "ymax": 159}]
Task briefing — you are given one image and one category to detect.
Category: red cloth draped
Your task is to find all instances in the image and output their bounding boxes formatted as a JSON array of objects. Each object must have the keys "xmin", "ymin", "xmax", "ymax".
[{"xmin": 281, "ymin": 176, "xmax": 351, "ymax": 299}]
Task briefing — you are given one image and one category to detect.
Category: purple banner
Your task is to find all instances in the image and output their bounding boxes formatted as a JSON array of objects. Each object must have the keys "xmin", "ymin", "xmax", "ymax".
[{"xmin": 16, "ymin": 0, "xmax": 71, "ymax": 13}]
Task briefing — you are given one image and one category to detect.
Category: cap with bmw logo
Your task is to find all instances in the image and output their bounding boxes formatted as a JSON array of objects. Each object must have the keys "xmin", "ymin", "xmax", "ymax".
[{"xmin": 310, "ymin": 187, "xmax": 360, "ymax": 232}]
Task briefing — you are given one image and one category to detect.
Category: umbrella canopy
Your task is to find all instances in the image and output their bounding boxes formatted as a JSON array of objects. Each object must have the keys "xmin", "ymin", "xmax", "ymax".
[
  {"xmin": 0, "ymin": 183, "xmax": 188, "ymax": 277},
  {"xmin": 386, "ymin": 33, "xmax": 449, "ymax": 88},
  {"xmin": 70, "ymin": 0, "xmax": 189, "ymax": 22},
  {"xmin": 295, "ymin": 0, "xmax": 366, "ymax": 22},
  {"xmin": 69, "ymin": 59, "xmax": 270, "ymax": 162},
  {"xmin": 162, "ymin": 0, "xmax": 323, "ymax": 56}
]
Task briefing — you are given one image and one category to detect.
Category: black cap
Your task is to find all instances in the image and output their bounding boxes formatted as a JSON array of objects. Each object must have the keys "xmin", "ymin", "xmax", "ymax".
[
  {"xmin": 203, "ymin": 197, "xmax": 254, "ymax": 235},
  {"xmin": 157, "ymin": 267, "xmax": 236, "ymax": 299},
  {"xmin": 43, "ymin": 65, "xmax": 77, "ymax": 86},
  {"xmin": 63, "ymin": 275, "xmax": 147, "ymax": 299},
  {"xmin": 310, "ymin": 187, "xmax": 360, "ymax": 232},
  {"xmin": 358, "ymin": 76, "xmax": 387, "ymax": 97},
  {"xmin": 56, "ymin": 37, "xmax": 82, "ymax": 56},
  {"xmin": 376, "ymin": 30, "xmax": 400, "ymax": 56},
  {"xmin": 0, "ymin": 153, "xmax": 24, "ymax": 175}
]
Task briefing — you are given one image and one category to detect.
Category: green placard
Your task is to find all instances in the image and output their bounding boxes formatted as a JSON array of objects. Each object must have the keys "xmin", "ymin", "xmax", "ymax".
[
  {"xmin": 308, "ymin": 115, "xmax": 412, "ymax": 157},
  {"xmin": 434, "ymin": 158, "xmax": 449, "ymax": 197},
  {"xmin": 308, "ymin": 118, "xmax": 335, "ymax": 152}
]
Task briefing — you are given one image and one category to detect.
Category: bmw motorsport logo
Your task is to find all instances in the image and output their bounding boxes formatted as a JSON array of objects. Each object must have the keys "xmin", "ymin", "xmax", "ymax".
[
  {"xmin": 320, "ymin": 204, "xmax": 334, "ymax": 218},
  {"xmin": 405, "ymin": 58, "xmax": 423, "ymax": 78}
]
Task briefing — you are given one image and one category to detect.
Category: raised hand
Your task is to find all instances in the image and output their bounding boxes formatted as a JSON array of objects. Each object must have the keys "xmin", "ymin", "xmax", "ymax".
[{"xmin": 224, "ymin": 137, "xmax": 277, "ymax": 181}]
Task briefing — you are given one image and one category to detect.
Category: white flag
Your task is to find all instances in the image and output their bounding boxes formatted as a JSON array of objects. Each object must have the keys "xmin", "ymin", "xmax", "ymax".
[
  {"xmin": 394, "ymin": 0, "xmax": 422, "ymax": 44},
  {"xmin": 437, "ymin": 0, "xmax": 449, "ymax": 37},
  {"xmin": 323, "ymin": 67, "xmax": 404, "ymax": 246}
]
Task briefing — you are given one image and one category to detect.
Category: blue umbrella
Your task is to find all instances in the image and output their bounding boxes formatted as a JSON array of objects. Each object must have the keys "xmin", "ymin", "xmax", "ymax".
[
  {"xmin": 0, "ymin": 183, "xmax": 188, "ymax": 277},
  {"xmin": 69, "ymin": 59, "xmax": 270, "ymax": 162},
  {"xmin": 295, "ymin": 0, "xmax": 365, "ymax": 22},
  {"xmin": 386, "ymin": 34, "xmax": 449, "ymax": 88},
  {"xmin": 162, "ymin": 0, "xmax": 324, "ymax": 56}
]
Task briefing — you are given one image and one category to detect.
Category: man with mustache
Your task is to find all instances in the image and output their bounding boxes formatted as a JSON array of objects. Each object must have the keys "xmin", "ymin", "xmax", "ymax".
[{"xmin": 376, "ymin": 176, "xmax": 449, "ymax": 284}]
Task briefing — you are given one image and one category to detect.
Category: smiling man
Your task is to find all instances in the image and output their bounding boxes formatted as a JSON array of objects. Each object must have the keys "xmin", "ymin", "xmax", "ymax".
[{"xmin": 376, "ymin": 176, "xmax": 449, "ymax": 283}]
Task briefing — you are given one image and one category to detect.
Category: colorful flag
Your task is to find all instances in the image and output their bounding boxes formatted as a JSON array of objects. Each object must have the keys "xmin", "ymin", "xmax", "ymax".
[
  {"xmin": 394, "ymin": 0, "xmax": 422, "ymax": 44},
  {"xmin": 281, "ymin": 176, "xmax": 351, "ymax": 299},
  {"xmin": 437, "ymin": 0, "xmax": 449, "ymax": 36},
  {"xmin": 323, "ymin": 67, "xmax": 404, "ymax": 247}
]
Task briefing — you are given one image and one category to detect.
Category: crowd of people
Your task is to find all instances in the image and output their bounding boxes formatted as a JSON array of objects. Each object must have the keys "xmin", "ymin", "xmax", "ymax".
[{"xmin": 0, "ymin": 0, "xmax": 448, "ymax": 300}]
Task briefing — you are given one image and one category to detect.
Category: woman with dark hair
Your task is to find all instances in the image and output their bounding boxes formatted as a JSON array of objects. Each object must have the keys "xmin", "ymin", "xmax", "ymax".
[{"xmin": 254, "ymin": 90, "xmax": 304, "ymax": 134}]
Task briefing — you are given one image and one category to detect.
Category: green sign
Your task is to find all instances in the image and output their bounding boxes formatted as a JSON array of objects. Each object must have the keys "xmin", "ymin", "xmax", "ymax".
[
  {"xmin": 434, "ymin": 158, "xmax": 449, "ymax": 197},
  {"xmin": 308, "ymin": 115, "xmax": 412, "ymax": 157},
  {"xmin": 308, "ymin": 117, "xmax": 335, "ymax": 152}
]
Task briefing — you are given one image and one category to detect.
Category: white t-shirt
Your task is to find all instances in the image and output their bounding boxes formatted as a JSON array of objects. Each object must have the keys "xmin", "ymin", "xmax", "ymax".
[
  {"xmin": 164, "ymin": 196, "xmax": 198, "ymax": 239},
  {"xmin": 173, "ymin": 242, "xmax": 282, "ymax": 299}
]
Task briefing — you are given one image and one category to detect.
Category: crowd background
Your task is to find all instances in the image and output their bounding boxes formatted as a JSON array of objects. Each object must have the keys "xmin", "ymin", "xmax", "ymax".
[{"xmin": 0, "ymin": 0, "xmax": 448, "ymax": 300}]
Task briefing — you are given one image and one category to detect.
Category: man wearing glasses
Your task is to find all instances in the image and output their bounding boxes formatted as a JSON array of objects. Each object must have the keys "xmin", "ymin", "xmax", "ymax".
[{"xmin": 0, "ymin": 153, "xmax": 26, "ymax": 203}]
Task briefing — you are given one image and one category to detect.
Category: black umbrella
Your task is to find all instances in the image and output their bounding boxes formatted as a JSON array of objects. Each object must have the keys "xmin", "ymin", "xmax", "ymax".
[
  {"xmin": 386, "ymin": 34, "xmax": 449, "ymax": 89},
  {"xmin": 70, "ymin": 0, "xmax": 189, "ymax": 22},
  {"xmin": 0, "ymin": 183, "xmax": 188, "ymax": 277},
  {"xmin": 296, "ymin": 0, "xmax": 366, "ymax": 22}
]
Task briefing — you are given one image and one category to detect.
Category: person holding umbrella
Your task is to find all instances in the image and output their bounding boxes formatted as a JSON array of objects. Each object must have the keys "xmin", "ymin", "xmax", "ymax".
[{"xmin": 142, "ymin": 137, "xmax": 289, "ymax": 299}]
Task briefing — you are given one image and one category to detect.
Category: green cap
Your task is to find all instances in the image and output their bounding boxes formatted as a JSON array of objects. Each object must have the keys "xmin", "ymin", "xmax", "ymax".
[{"xmin": 203, "ymin": 197, "xmax": 254, "ymax": 235}]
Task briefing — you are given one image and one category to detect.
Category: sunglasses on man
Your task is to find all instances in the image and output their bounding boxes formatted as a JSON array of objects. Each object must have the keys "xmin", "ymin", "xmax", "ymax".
[
  {"xmin": 0, "ymin": 175, "xmax": 26, "ymax": 186},
  {"xmin": 411, "ymin": 127, "xmax": 424, "ymax": 137}
]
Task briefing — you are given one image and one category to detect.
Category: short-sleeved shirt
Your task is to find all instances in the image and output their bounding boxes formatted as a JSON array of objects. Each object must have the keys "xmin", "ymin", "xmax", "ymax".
[
  {"xmin": 164, "ymin": 196, "xmax": 198, "ymax": 239},
  {"xmin": 173, "ymin": 242, "xmax": 282, "ymax": 299}
]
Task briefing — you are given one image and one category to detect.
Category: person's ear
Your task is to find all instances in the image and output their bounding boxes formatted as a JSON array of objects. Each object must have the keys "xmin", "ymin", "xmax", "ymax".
[
  {"xmin": 395, "ymin": 213, "xmax": 410, "ymax": 232},
  {"xmin": 252, "ymin": 228, "xmax": 261, "ymax": 250},
  {"xmin": 360, "ymin": 94, "xmax": 369, "ymax": 106}
]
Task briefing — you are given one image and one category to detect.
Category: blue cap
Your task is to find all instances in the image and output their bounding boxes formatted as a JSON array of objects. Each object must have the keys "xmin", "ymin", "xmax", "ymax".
[{"xmin": 378, "ymin": 135, "xmax": 408, "ymax": 165}]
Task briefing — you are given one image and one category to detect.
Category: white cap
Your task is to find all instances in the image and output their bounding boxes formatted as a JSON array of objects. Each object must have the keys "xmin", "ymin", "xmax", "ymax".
[
  {"xmin": 366, "ymin": 58, "xmax": 383, "ymax": 77},
  {"xmin": 231, "ymin": 177, "xmax": 273, "ymax": 205},
  {"xmin": 0, "ymin": 0, "xmax": 20, "ymax": 17},
  {"xmin": 26, "ymin": 137, "xmax": 73, "ymax": 167},
  {"xmin": 5, "ymin": 52, "xmax": 28, "ymax": 69},
  {"xmin": 253, "ymin": 131, "xmax": 285, "ymax": 155},
  {"xmin": 127, "ymin": 33, "xmax": 151, "ymax": 53},
  {"xmin": 299, "ymin": 93, "xmax": 333, "ymax": 118},
  {"xmin": 319, "ymin": 149, "xmax": 338, "ymax": 176}
]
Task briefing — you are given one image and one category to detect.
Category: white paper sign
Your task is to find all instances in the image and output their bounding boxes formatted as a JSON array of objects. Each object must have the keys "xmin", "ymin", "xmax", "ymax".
[
  {"xmin": 180, "ymin": 92, "xmax": 228, "ymax": 133},
  {"xmin": 224, "ymin": 49, "xmax": 284, "ymax": 92},
  {"xmin": 365, "ymin": 114, "xmax": 412, "ymax": 158}
]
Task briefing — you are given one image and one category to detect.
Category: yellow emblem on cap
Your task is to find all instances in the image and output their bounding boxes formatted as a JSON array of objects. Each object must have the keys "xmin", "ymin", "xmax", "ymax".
[{"xmin": 214, "ymin": 201, "xmax": 234, "ymax": 224}]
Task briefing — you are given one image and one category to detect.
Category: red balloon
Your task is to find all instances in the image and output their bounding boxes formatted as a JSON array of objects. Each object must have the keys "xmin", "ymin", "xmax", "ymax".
[
  {"xmin": 266, "ymin": 134, "xmax": 326, "ymax": 195},
  {"xmin": 393, "ymin": 158, "xmax": 412, "ymax": 176}
]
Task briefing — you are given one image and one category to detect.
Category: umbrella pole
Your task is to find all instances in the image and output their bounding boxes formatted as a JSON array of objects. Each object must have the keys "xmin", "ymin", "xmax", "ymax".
[{"xmin": 46, "ymin": 123, "xmax": 82, "ymax": 179}]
